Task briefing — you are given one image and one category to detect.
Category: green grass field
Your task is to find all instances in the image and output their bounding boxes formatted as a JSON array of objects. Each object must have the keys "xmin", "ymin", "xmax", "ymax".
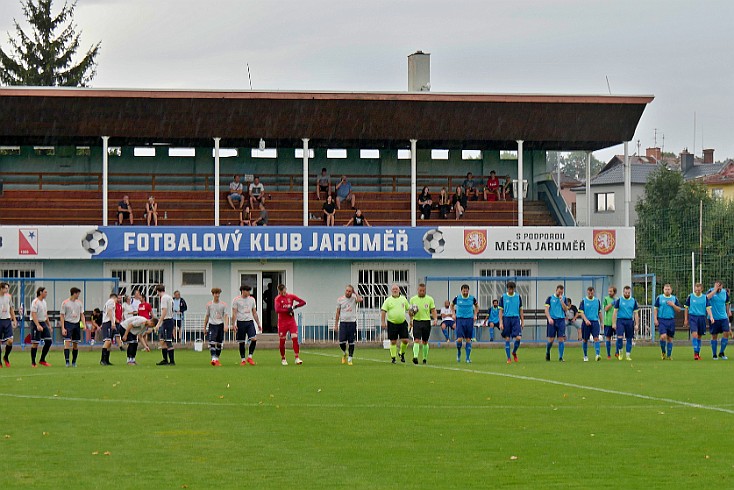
[{"xmin": 1, "ymin": 343, "xmax": 733, "ymax": 489}]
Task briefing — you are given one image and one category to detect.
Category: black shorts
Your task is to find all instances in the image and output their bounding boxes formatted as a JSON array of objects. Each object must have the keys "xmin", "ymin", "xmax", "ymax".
[
  {"xmin": 31, "ymin": 321, "xmax": 52, "ymax": 342},
  {"xmin": 208, "ymin": 324, "xmax": 225, "ymax": 345},
  {"xmin": 63, "ymin": 321, "xmax": 81, "ymax": 342},
  {"xmin": 319, "ymin": 184, "xmax": 329, "ymax": 194},
  {"xmin": 236, "ymin": 320, "xmax": 257, "ymax": 342},
  {"xmin": 412, "ymin": 320, "xmax": 432, "ymax": 342},
  {"xmin": 124, "ymin": 332, "xmax": 138, "ymax": 344},
  {"xmin": 118, "ymin": 211, "xmax": 130, "ymax": 219},
  {"xmin": 115, "ymin": 323, "xmax": 125, "ymax": 337},
  {"xmin": 387, "ymin": 321, "xmax": 409, "ymax": 341},
  {"xmin": 338, "ymin": 321, "xmax": 357, "ymax": 343},
  {"xmin": 101, "ymin": 321, "xmax": 115, "ymax": 341},
  {"xmin": 158, "ymin": 318, "xmax": 174, "ymax": 342}
]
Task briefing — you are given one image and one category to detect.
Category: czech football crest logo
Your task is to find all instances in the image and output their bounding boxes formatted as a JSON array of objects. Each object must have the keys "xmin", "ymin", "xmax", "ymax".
[
  {"xmin": 463, "ymin": 229, "xmax": 487, "ymax": 255},
  {"xmin": 593, "ymin": 230, "xmax": 616, "ymax": 255}
]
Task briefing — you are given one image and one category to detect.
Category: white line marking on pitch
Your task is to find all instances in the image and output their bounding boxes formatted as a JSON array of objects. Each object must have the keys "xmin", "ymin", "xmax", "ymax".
[{"xmin": 309, "ymin": 352, "xmax": 734, "ymax": 415}]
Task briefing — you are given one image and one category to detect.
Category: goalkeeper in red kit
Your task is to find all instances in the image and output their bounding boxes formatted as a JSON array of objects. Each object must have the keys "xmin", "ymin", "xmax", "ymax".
[{"xmin": 274, "ymin": 284, "xmax": 306, "ymax": 365}]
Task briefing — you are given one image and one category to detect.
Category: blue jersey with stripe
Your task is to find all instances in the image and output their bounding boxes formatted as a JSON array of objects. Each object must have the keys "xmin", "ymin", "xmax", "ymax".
[
  {"xmin": 614, "ymin": 296, "xmax": 639, "ymax": 319},
  {"xmin": 545, "ymin": 294, "xmax": 566, "ymax": 319},
  {"xmin": 487, "ymin": 306, "xmax": 500, "ymax": 323},
  {"xmin": 707, "ymin": 288, "xmax": 730, "ymax": 321},
  {"xmin": 499, "ymin": 293, "xmax": 522, "ymax": 317},
  {"xmin": 654, "ymin": 294, "xmax": 680, "ymax": 319},
  {"xmin": 579, "ymin": 296, "xmax": 601, "ymax": 320},
  {"xmin": 452, "ymin": 294, "xmax": 477, "ymax": 319},
  {"xmin": 685, "ymin": 293, "xmax": 709, "ymax": 317}
]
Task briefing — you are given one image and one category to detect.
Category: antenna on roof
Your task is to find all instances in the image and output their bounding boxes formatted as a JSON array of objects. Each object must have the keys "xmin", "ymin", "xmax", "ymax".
[
  {"xmin": 605, "ymin": 76, "xmax": 612, "ymax": 95},
  {"xmin": 693, "ymin": 111, "xmax": 696, "ymax": 157},
  {"xmin": 247, "ymin": 63, "xmax": 253, "ymax": 90}
]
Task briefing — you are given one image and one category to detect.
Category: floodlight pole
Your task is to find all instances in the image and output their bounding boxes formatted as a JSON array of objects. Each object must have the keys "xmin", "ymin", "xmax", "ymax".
[
  {"xmin": 410, "ymin": 139, "xmax": 417, "ymax": 227},
  {"xmin": 214, "ymin": 137, "xmax": 221, "ymax": 226},
  {"xmin": 517, "ymin": 140, "xmax": 524, "ymax": 227},
  {"xmin": 102, "ymin": 136, "xmax": 109, "ymax": 226},
  {"xmin": 624, "ymin": 141, "xmax": 630, "ymax": 227},
  {"xmin": 303, "ymin": 138, "xmax": 310, "ymax": 226}
]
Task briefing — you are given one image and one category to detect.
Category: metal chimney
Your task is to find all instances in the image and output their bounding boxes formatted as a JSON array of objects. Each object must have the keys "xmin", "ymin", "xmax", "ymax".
[{"xmin": 408, "ymin": 51, "xmax": 430, "ymax": 92}]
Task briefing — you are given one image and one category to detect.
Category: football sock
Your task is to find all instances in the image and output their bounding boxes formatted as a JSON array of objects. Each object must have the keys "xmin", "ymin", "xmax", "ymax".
[
  {"xmin": 215, "ymin": 347, "xmax": 222, "ymax": 358},
  {"xmin": 292, "ymin": 338, "xmax": 300, "ymax": 356},
  {"xmin": 465, "ymin": 341, "xmax": 472, "ymax": 360},
  {"xmin": 100, "ymin": 348, "xmax": 107, "ymax": 363},
  {"xmin": 625, "ymin": 338, "xmax": 632, "ymax": 354},
  {"xmin": 659, "ymin": 339, "xmax": 666, "ymax": 354},
  {"xmin": 130, "ymin": 343, "xmax": 137, "ymax": 359},
  {"xmin": 279, "ymin": 338, "xmax": 286, "ymax": 358},
  {"xmin": 443, "ymin": 329, "xmax": 450, "ymax": 341},
  {"xmin": 240, "ymin": 343, "xmax": 247, "ymax": 358},
  {"xmin": 422, "ymin": 343, "xmax": 429, "ymax": 360},
  {"xmin": 582, "ymin": 342, "xmax": 588, "ymax": 357},
  {"xmin": 456, "ymin": 340, "xmax": 463, "ymax": 357},
  {"xmin": 161, "ymin": 348, "xmax": 169, "ymax": 362},
  {"xmin": 513, "ymin": 340, "xmax": 520, "ymax": 354},
  {"xmin": 399, "ymin": 342, "xmax": 407, "ymax": 355},
  {"xmin": 711, "ymin": 340, "xmax": 718, "ymax": 356},
  {"xmin": 546, "ymin": 341, "xmax": 553, "ymax": 355},
  {"xmin": 64, "ymin": 348, "xmax": 70, "ymax": 362},
  {"xmin": 594, "ymin": 341, "xmax": 600, "ymax": 356},
  {"xmin": 4, "ymin": 343, "xmax": 12, "ymax": 359},
  {"xmin": 616, "ymin": 338, "xmax": 623, "ymax": 354},
  {"xmin": 31, "ymin": 346, "xmax": 37, "ymax": 364},
  {"xmin": 72, "ymin": 348, "xmax": 79, "ymax": 363},
  {"xmin": 692, "ymin": 337, "xmax": 699, "ymax": 353},
  {"xmin": 389, "ymin": 344, "xmax": 397, "ymax": 358},
  {"xmin": 127, "ymin": 344, "xmax": 135, "ymax": 358},
  {"xmin": 504, "ymin": 341, "xmax": 511, "ymax": 358},
  {"xmin": 559, "ymin": 341, "xmax": 565, "ymax": 359},
  {"xmin": 721, "ymin": 337, "xmax": 729, "ymax": 354},
  {"xmin": 348, "ymin": 342, "xmax": 355, "ymax": 357},
  {"xmin": 40, "ymin": 341, "xmax": 51, "ymax": 362},
  {"xmin": 605, "ymin": 340, "xmax": 611, "ymax": 356},
  {"xmin": 666, "ymin": 342, "xmax": 673, "ymax": 357},
  {"xmin": 413, "ymin": 342, "xmax": 420, "ymax": 359},
  {"xmin": 210, "ymin": 345, "xmax": 216, "ymax": 358},
  {"xmin": 248, "ymin": 340, "xmax": 257, "ymax": 356},
  {"xmin": 167, "ymin": 350, "xmax": 175, "ymax": 363}
]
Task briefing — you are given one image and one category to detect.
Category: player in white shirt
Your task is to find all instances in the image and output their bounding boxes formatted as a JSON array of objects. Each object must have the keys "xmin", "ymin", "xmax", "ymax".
[
  {"xmin": 99, "ymin": 293, "xmax": 118, "ymax": 366},
  {"xmin": 155, "ymin": 284, "xmax": 176, "ymax": 365},
  {"xmin": 60, "ymin": 287, "xmax": 85, "ymax": 367},
  {"xmin": 232, "ymin": 285, "xmax": 262, "ymax": 365},
  {"xmin": 335, "ymin": 285, "xmax": 363, "ymax": 365},
  {"xmin": 30, "ymin": 287, "xmax": 52, "ymax": 367},
  {"xmin": 120, "ymin": 315, "xmax": 157, "ymax": 365},
  {"xmin": 204, "ymin": 288, "xmax": 229, "ymax": 366},
  {"xmin": 0, "ymin": 282, "xmax": 18, "ymax": 367},
  {"xmin": 440, "ymin": 300, "xmax": 455, "ymax": 342}
]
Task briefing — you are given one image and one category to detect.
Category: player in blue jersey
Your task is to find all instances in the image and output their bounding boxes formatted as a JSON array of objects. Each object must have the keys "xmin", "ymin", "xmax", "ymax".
[
  {"xmin": 653, "ymin": 284, "xmax": 683, "ymax": 360},
  {"xmin": 612, "ymin": 285, "xmax": 639, "ymax": 361},
  {"xmin": 486, "ymin": 299, "xmax": 500, "ymax": 342},
  {"xmin": 544, "ymin": 284, "xmax": 568, "ymax": 362},
  {"xmin": 579, "ymin": 286, "xmax": 603, "ymax": 362},
  {"xmin": 684, "ymin": 283, "xmax": 714, "ymax": 360},
  {"xmin": 602, "ymin": 286, "xmax": 617, "ymax": 359},
  {"xmin": 499, "ymin": 281, "xmax": 524, "ymax": 363},
  {"xmin": 706, "ymin": 281, "xmax": 731, "ymax": 360},
  {"xmin": 452, "ymin": 284, "xmax": 479, "ymax": 363}
]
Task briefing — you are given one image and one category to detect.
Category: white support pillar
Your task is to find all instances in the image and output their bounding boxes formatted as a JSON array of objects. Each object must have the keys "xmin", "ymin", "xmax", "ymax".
[
  {"xmin": 214, "ymin": 137, "xmax": 221, "ymax": 226},
  {"xmin": 102, "ymin": 136, "xmax": 109, "ymax": 226},
  {"xmin": 624, "ymin": 141, "xmax": 631, "ymax": 227},
  {"xmin": 556, "ymin": 155, "xmax": 561, "ymax": 196},
  {"xmin": 517, "ymin": 140, "xmax": 524, "ymax": 227},
  {"xmin": 410, "ymin": 139, "xmax": 417, "ymax": 227},
  {"xmin": 586, "ymin": 152, "xmax": 592, "ymax": 226},
  {"xmin": 302, "ymin": 138, "xmax": 310, "ymax": 226}
]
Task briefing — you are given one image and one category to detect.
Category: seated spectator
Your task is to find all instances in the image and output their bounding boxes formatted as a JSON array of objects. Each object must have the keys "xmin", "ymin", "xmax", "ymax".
[
  {"xmin": 145, "ymin": 196, "xmax": 159, "ymax": 226},
  {"xmin": 346, "ymin": 209, "xmax": 371, "ymax": 227},
  {"xmin": 566, "ymin": 298, "xmax": 582, "ymax": 341},
  {"xmin": 483, "ymin": 171, "xmax": 501, "ymax": 201},
  {"xmin": 255, "ymin": 202, "xmax": 269, "ymax": 226},
  {"xmin": 249, "ymin": 176, "xmax": 265, "ymax": 209},
  {"xmin": 117, "ymin": 195, "xmax": 134, "ymax": 225},
  {"xmin": 462, "ymin": 172, "xmax": 478, "ymax": 201},
  {"xmin": 239, "ymin": 205, "xmax": 252, "ymax": 226},
  {"xmin": 335, "ymin": 175, "xmax": 356, "ymax": 210},
  {"xmin": 322, "ymin": 195, "xmax": 336, "ymax": 226},
  {"xmin": 451, "ymin": 186, "xmax": 467, "ymax": 220},
  {"xmin": 315, "ymin": 168, "xmax": 331, "ymax": 201},
  {"xmin": 228, "ymin": 175, "xmax": 245, "ymax": 210},
  {"xmin": 502, "ymin": 175, "xmax": 514, "ymax": 200},
  {"xmin": 418, "ymin": 186, "xmax": 432, "ymax": 220},
  {"xmin": 438, "ymin": 187, "xmax": 451, "ymax": 219}
]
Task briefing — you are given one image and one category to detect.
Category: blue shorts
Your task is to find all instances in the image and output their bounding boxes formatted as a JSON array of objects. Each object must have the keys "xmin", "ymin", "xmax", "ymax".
[
  {"xmin": 441, "ymin": 319, "xmax": 455, "ymax": 329},
  {"xmin": 582, "ymin": 321, "xmax": 601, "ymax": 341},
  {"xmin": 208, "ymin": 323, "xmax": 225, "ymax": 344},
  {"xmin": 338, "ymin": 321, "xmax": 357, "ymax": 343},
  {"xmin": 236, "ymin": 320, "xmax": 257, "ymax": 342},
  {"xmin": 689, "ymin": 315, "xmax": 707, "ymax": 337},
  {"xmin": 63, "ymin": 321, "xmax": 82, "ymax": 342},
  {"xmin": 710, "ymin": 318, "xmax": 730, "ymax": 335},
  {"xmin": 616, "ymin": 318, "xmax": 634, "ymax": 339},
  {"xmin": 159, "ymin": 318, "xmax": 175, "ymax": 342},
  {"xmin": 546, "ymin": 318, "xmax": 566, "ymax": 339},
  {"xmin": 0, "ymin": 318, "xmax": 12, "ymax": 341},
  {"xmin": 502, "ymin": 317, "xmax": 522, "ymax": 338},
  {"xmin": 455, "ymin": 318, "xmax": 474, "ymax": 339},
  {"xmin": 658, "ymin": 318, "xmax": 675, "ymax": 337},
  {"xmin": 603, "ymin": 324, "xmax": 615, "ymax": 338}
]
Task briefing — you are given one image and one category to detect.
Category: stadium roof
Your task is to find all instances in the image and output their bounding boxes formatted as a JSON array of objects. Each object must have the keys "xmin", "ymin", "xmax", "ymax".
[{"xmin": 0, "ymin": 87, "xmax": 653, "ymax": 150}]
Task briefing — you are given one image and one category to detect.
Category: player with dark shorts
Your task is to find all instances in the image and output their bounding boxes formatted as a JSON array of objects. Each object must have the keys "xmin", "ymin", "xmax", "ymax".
[
  {"xmin": 99, "ymin": 293, "xmax": 119, "ymax": 366},
  {"xmin": 613, "ymin": 286, "xmax": 639, "ymax": 361},
  {"xmin": 381, "ymin": 284, "xmax": 411, "ymax": 364},
  {"xmin": 544, "ymin": 284, "xmax": 568, "ymax": 362},
  {"xmin": 232, "ymin": 285, "xmax": 262, "ymax": 366},
  {"xmin": 499, "ymin": 281, "xmax": 524, "ymax": 363},
  {"xmin": 602, "ymin": 286, "xmax": 617, "ymax": 358},
  {"xmin": 204, "ymin": 288, "xmax": 229, "ymax": 366},
  {"xmin": 410, "ymin": 283, "xmax": 437, "ymax": 364},
  {"xmin": 579, "ymin": 287, "xmax": 603, "ymax": 362},
  {"xmin": 121, "ymin": 315, "xmax": 156, "ymax": 365},
  {"xmin": 452, "ymin": 284, "xmax": 478, "ymax": 364},
  {"xmin": 439, "ymin": 300, "xmax": 455, "ymax": 342},
  {"xmin": 60, "ymin": 287, "xmax": 85, "ymax": 367},
  {"xmin": 155, "ymin": 284, "xmax": 176, "ymax": 366},
  {"xmin": 654, "ymin": 284, "xmax": 683, "ymax": 360},
  {"xmin": 684, "ymin": 283, "xmax": 714, "ymax": 360},
  {"xmin": 707, "ymin": 281, "xmax": 731, "ymax": 360},
  {"xmin": 0, "ymin": 282, "xmax": 17, "ymax": 368},
  {"xmin": 336, "ymin": 285, "xmax": 363, "ymax": 365},
  {"xmin": 30, "ymin": 287, "xmax": 52, "ymax": 367}
]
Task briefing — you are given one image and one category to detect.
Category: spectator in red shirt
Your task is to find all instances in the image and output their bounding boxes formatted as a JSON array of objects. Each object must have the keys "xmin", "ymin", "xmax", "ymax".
[
  {"xmin": 484, "ymin": 171, "xmax": 501, "ymax": 201},
  {"xmin": 274, "ymin": 284, "xmax": 306, "ymax": 366},
  {"xmin": 134, "ymin": 290, "xmax": 153, "ymax": 319}
]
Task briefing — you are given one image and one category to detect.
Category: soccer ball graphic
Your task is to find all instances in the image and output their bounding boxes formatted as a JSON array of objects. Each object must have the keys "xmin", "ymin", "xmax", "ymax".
[
  {"xmin": 422, "ymin": 229, "xmax": 445, "ymax": 254},
  {"xmin": 81, "ymin": 229, "xmax": 108, "ymax": 255}
]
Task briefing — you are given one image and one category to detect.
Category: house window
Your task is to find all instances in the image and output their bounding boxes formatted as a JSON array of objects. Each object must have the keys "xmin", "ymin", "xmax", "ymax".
[
  {"xmin": 0, "ymin": 264, "xmax": 40, "ymax": 311},
  {"xmin": 110, "ymin": 267, "xmax": 166, "ymax": 312},
  {"xmin": 181, "ymin": 271, "xmax": 206, "ymax": 287},
  {"xmin": 595, "ymin": 192, "xmax": 615, "ymax": 212},
  {"xmin": 251, "ymin": 148, "xmax": 277, "ymax": 158},
  {"xmin": 431, "ymin": 149, "xmax": 449, "ymax": 160},
  {"xmin": 352, "ymin": 262, "xmax": 415, "ymax": 310},
  {"xmin": 294, "ymin": 148, "xmax": 315, "ymax": 159},
  {"xmin": 397, "ymin": 149, "xmax": 411, "ymax": 160},
  {"xmin": 134, "ymin": 147, "xmax": 155, "ymax": 157},
  {"xmin": 475, "ymin": 263, "xmax": 536, "ymax": 309},
  {"xmin": 712, "ymin": 188, "xmax": 724, "ymax": 199},
  {"xmin": 360, "ymin": 149, "xmax": 380, "ymax": 159}
]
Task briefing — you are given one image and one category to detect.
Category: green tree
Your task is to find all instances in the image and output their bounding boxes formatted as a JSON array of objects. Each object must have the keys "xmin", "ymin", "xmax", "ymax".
[
  {"xmin": 559, "ymin": 151, "xmax": 604, "ymax": 180},
  {"xmin": 0, "ymin": 0, "xmax": 101, "ymax": 86}
]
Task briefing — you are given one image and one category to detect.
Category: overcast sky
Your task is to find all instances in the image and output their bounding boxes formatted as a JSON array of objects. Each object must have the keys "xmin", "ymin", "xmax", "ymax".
[{"xmin": 1, "ymin": 0, "xmax": 732, "ymax": 162}]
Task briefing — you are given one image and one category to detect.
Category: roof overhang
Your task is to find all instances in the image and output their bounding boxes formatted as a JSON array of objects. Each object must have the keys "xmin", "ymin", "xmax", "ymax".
[{"xmin": 0, "ymin": 87, "xmax": 654, "ymax": 150}]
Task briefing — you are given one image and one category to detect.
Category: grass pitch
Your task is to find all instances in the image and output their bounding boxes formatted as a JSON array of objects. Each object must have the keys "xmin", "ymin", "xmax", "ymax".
[{"xmin": 1, "ymin": 343, "xmax": 733, "ymax": 489}]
